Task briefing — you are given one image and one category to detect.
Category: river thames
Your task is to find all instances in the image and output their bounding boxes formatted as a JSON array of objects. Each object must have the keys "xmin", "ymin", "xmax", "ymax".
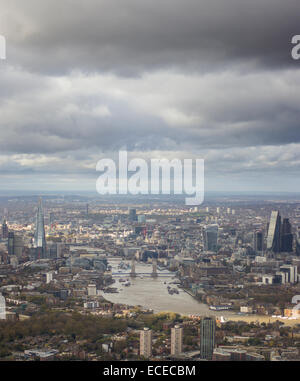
[{"xmin": 104, "ymin": 258, "xmax": 236, "ymax": 317}]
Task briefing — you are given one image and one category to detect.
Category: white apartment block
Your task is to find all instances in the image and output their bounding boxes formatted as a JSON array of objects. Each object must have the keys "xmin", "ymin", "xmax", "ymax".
[
  {"xmin": 140, "ymin": 327, "xmax": 152, "ymax": 358},
  {"xmin": 171, "ymin": 325, "xmax": 183, "ymax": 356}
]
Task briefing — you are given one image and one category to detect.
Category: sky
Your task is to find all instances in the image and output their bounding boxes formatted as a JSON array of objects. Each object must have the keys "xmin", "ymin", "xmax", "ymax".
[{"xmin": 0, "ymin": 0, "xmax": 300, "ymax": 193}]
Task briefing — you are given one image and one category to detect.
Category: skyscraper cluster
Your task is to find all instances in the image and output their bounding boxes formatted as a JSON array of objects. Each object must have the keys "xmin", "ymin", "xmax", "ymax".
[
  {"xmin": 139, "ymin": 319, "xmax": 216, "ymax": 360},
  {"xmin": 267, "ymin": 211, "xmax": 293, "ymax": 253}
]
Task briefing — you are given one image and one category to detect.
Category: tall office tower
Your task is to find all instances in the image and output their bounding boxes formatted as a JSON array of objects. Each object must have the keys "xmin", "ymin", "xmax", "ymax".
[
  {"xmin": 266, "ymin": 211, "xmax": 281, "ymax": 253},
  {"xmin": 171, "ymin": 325, "xmax": 183, "ymax": 356},
  {"xmin": 253, "ymin": 230, "xmax": 263, "ymax": 252},
  {"xmin": 140, "ymin": 327, "xmax": 152, "ymax": 358},
  {"xmin": 86, "ymin": 203, "xmax": 89, "ymax": 216},
  {"xmin": 204, "ymin": 224, "xmax": 218, "ymax": 252},
  {"xmin": 7, "ymin": 232, "xmax": 14, "ymax": 255},
  {"xmin": 2, "ymin": 219, "xmax": 8, "ymax": 239},
  {"xmin": 281, "ymin": 218, "xmax": 293, "ymax": 252},
  {"xmin": 200, "ymin": 317, "xmax": 215, "ymax": 360},
  {"xmin": 13, "ymin": 235, "xmax": 23, "ymax": 257},
  {"xmin": 216, "ymin": 207, "xmax": 220, "ymax": 214},
  {"xmin": 7, "ymin": 232, "xmax": 22, "ymax": 261},
  {"xmin": 34, "ymin": 198, "xmax": 46, "ymax": 259},
  {"xmin": 129, "ymin": 208, "xmax": 137, "ymax": 222}
]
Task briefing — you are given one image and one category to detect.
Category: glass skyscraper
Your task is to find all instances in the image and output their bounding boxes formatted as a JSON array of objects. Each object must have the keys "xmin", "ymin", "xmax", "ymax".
[
  {"xmin": 267, "ymin": 211, "xmax": 294, "ymax": 253},
  {"xmin": 253, "ymin": 230, "xmax": 263, "ymax": 252},
  {"xmin": 204, "ymin": 224, "xmax": 218, "ymax": 252},
  {"xmin": 34, "ymin": 198, "xmax": 46, "ymax": 259},
  {"xmin": 200, "ymin": 317, "xmax": 215, "ymax": 360},
  {"xmin": 266, "ymin": 210, "xmax": 281, "ymax": 253}
]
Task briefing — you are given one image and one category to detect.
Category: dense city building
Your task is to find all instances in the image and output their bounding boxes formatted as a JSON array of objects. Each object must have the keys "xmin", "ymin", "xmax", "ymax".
[
  {"xmin": 171, "ymin": 325, "xmax": 183, "ymax": 356},
  {"xmin": 253, "ymin": 230, "xmax": 263, "ymax": 253},
  {"xmin": 200, "ymin": 317, "xmax": 215, "ymax": 360},
  {"xmin": 204, "ymin": 224, "xmax": 218, "ymax": 252},
  {"xmin": 0, "ymin": 195, "xmax": 300, "ymax": 361},
  {"xmin": 140, "ymin": 327, "xmax": 152, "ymax": 358}
]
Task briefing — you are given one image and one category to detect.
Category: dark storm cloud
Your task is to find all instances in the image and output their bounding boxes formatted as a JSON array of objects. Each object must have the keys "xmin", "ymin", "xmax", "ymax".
[
  {"xmin": 0, "ymin": 68, "xmax": 300, "ymax": 156},
  {"xmin": 1, "ymin": 0, "xmax": 299, "ymax": 75},
  {"xmin": 0, "ymin": 0, "xmax": 300, "ymax": 191}
]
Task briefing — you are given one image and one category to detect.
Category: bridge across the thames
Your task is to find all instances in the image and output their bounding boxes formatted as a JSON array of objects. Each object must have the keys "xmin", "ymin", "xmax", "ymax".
[
  {"xmin": 112, "ymin": 259, "xmax": 174, "ymax": 278},
  {"xmin": 112, "ymin": 272, "xmax": 173, "ymax": 277}
]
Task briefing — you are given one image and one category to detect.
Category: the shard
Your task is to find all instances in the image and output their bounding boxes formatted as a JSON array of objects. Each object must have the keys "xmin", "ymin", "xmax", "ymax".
[{"xmin": 34, "ymin": 198, "xmax": 46, "ymax": 258}]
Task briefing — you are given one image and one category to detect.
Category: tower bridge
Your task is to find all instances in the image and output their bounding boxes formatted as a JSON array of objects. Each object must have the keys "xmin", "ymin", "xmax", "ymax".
[{"xmin": 112, "ymin": 259, "xmax": 173, "ymax": 278}]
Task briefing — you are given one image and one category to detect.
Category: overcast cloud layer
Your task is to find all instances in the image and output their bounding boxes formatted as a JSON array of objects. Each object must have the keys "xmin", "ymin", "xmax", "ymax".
[{"xmin": 0, "ymin": 0, "xmax": 299, "ymax": 193}]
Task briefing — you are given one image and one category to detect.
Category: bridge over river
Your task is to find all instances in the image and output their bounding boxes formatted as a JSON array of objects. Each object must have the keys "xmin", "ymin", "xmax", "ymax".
[
  {"xmin": 112, "ymin": 272, "xmax": 174, "ymax": 277},
  {"xmin": 112, "ymin": 259, "xmax": 174, "ymax": 278}
]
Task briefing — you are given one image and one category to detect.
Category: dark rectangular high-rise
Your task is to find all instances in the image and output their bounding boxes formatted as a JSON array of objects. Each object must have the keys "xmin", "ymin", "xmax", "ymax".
[
  {"xmin": 281, "ymin": 218, "xmax": 293, "ymax": 252},
  {"xmin": 200, "ymin": 317, "xmax": 215, "ymax": 360},
  {"xmin": 204, "ymin": 224, "xmax": 218, "ymax": 252},
  {"xmin": 7, "ymin": 232, "xmax": 14, "ymax": 255},
  {"xmin": 253, "ymin": 230, "xmax": 263, "ymax": 252},
  {"xmin": 129, "ymin": 208, "xmax": 137, "ymax": 222},
  {"xmin": 2, "ymin": 220, "xmax": 8, "ymax": 239}
]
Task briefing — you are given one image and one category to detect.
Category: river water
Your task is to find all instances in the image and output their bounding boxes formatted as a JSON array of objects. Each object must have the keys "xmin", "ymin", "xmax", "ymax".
[{"xmin": 104, "ymin": 258, "xmax": 236, "ymax": 317}]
